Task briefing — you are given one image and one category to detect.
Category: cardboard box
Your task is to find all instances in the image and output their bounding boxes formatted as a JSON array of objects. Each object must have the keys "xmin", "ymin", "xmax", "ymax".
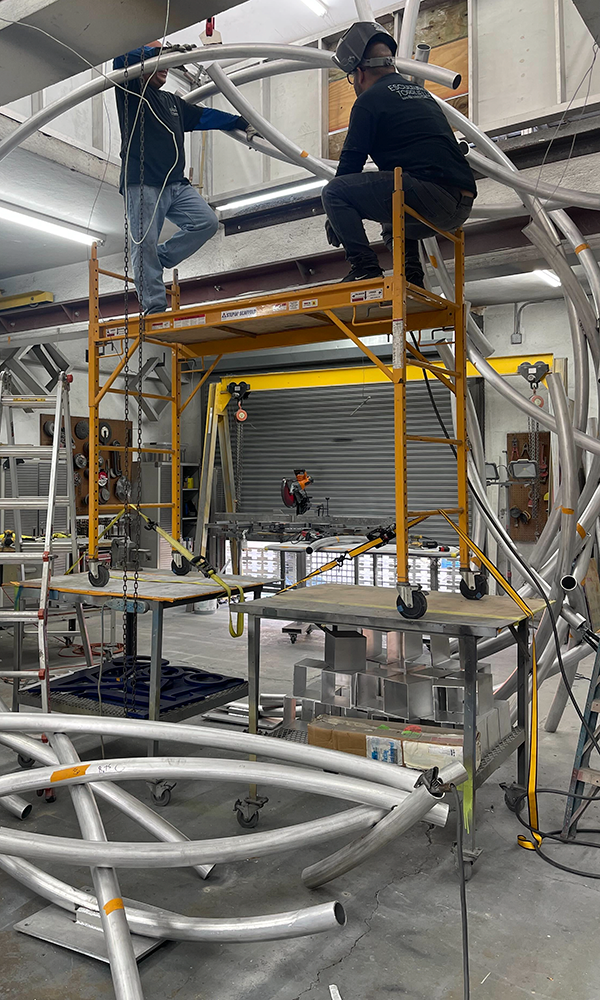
[{"xmin": 307, "ymin": 715, "xmax": 481, "ymax": 770}]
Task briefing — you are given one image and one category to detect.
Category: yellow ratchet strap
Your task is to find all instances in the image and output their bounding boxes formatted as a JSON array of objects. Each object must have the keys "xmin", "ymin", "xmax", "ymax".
[
  {"xmin": 132, "ymin": 507, "xmax": 245, "ymax": 638},
  {"xmin": 436, "ymin": 511, "xmax": 541, "ymax": 842},
  {"xmin": 72, "ymin": 507, "xmax": 129, "ymax": 574},
  {"xmin": 276, "ymin": 535, "xmax": 385, "ymax": 595}
]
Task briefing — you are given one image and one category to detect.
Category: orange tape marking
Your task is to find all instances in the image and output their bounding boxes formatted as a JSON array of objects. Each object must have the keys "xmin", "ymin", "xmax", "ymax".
[
  {"xmin": 103, "ymin": 898, "xmax": 125, "ymax": 915},
  {"xmin": 575, "ymin": 243, "xmax": 591, "ymax": 254},
  {"xmin": 577, "ymin": 523, "xmax": 587, "ymax": 540},
  {"xmin": 300, "ymin": 150, "xmax": 309, "ymax": 158},
  {"xmin": 560, "ymin": 506, "xmax": 575, "ymax": 515},
  {"xmin": 50, "ymin": 764, "xmax": 90, "ymax": 783}
]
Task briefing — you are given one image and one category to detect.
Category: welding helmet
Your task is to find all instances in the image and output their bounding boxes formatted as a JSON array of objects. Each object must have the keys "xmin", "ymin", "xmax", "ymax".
[{"xmin": 333, "ymin": 21, "xmax": 397, "ymax": 75}]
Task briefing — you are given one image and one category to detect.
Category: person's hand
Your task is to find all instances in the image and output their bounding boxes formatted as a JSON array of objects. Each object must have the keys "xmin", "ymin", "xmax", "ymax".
[
  {"xmin": 325, "ymin": 220, "xmax": 341, "ymax": 247},
  {"xmin": 245, "ymin": 123, "xmax": 263, "ymax": 142},
  {"xmin": 166, "ymin": 42, "xmax": 196, "ymax": 53}
]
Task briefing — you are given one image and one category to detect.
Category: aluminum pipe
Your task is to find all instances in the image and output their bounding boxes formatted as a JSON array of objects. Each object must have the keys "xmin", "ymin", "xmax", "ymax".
[
  {"xmin": 206, "ymin": 63, "xmax": 335, "ymax": 181},
  {"xmin": 355, "ymin": 0, "xmax": 375, "ymax": 17},
  {"xmin": 550, "ymin": 209, "xmax": 600, "ymax": 321},
  {"xmin": 0, "ymin": 45, "xmax": 459, "ymax": 166},
  {"xmin": 466, "ymin": 148, "xmax": 600, "ymax": 212},
  {"xmin": 0, "ymin": 714, "xmax": 441, "ymax": 798},
  {"xmin": 0, "ymin": 856, "xmax": 346, "ymax": 943},
  {"xmin": 422, "ymin": 236, "xmax": 495, "ymax": 357},
  {"xmin": 0, "ymin": 793, "xmax": 32, "ymax": 820},
  {"xmin": 547, "ymin": 373, "xmax": 578, "ymax": 583},
  {"xmin": 398, "ymin": 0, "xmax": 421, "ymax": 59},
  {"xmin": 185, "ymin": 60, "xmax": 316, "ymax": 104},
  {"xmin": 50, "ymin": 733, "xmax": 143, "ymax": 1000},
  {"xmin": 0, "ymin": 756, "xmax": 449, "ymax": 824},
  {"xmin": 0, "ymin": 710, "xmax": 213, "ymax": 879},
  {"xmin": 302, "ymin": 760, "xmax": 467, "ymax": 888}
]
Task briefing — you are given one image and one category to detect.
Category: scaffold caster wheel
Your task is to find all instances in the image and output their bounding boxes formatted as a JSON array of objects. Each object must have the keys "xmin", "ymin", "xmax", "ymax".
[
  {"xmin": 234, "ymin": 795, "xmax": 268, "ymax": 828},
  {"xmin": 171, "ymin": 557, "xmax": 192, "ymax": 577},
  {"xmin": 460, "ymin": 574, "xmax": 488, "ymax": 601},
  {"xmin": 500, "ymin": 782, "xmax": 525, "ymax": 814},
  {"xmin": 17, "ymin": 754, "xmax": 35, "ymax": 769},
  {"xmin": 152, "ymin": 787, "xmax": 172, "ymax": 807},
  {"xmin": 88, "ymin": 563, "xmax": 110, "ymax": 588},
  {"xmin": 37, "ymin": 788, "xmax": 56, "ymax": 804},
  {"xmin": 396, "ymin": 590, "xmax": 427, "ymax": 619}
]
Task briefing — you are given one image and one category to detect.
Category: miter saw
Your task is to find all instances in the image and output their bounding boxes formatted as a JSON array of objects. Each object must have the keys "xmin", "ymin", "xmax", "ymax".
[{"xmin": 281, "ymin": 469, "xmax": 313, "ymax": 515}]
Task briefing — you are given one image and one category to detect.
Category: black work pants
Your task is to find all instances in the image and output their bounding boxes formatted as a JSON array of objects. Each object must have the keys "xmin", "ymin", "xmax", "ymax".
[{"xmin": 322, "ymin": 170, "xmax": 474, "ymax": 283}]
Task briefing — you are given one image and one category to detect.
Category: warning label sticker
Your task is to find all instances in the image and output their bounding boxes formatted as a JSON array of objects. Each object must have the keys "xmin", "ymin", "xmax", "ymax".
[
  {"xmin": 221, "ymin": 307, "xmax": 258, "ymax": 321},
  {"xmin": 272, "ymin": 302, "xmax": 288, "ymax": 312},
  {"xmin": 149, "ymin": 320, "xmax": 171, "ymax": 330},
  {"xmin": 174, "ymin": 313, "xmax": 206, "ymax": 328},
  {"xmin": 288, "ymin": 300, "xmax": 300, "ymax": 311},
  {"xmin": 302, "ymin": 298, "xmax": 318, "ymax": 309},
  {"xmin": 350, "ymin": 288, "xmax": 384, "ymax": 303}
]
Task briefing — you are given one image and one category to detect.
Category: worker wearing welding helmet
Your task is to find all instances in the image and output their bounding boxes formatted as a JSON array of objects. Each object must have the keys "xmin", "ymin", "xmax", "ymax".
[
  {"xmin": 113, "ymin": 43, "xmax": 257, "ymax": 314},
  {"xmin": 322, "ymin": 22, "xmax": 476, "ymax": 286}
]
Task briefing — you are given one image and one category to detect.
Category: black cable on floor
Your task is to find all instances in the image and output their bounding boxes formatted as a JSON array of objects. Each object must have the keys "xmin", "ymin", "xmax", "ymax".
[{"xmin": 451, "ymin": 783, "xmax": 470, "ymax": 1000}]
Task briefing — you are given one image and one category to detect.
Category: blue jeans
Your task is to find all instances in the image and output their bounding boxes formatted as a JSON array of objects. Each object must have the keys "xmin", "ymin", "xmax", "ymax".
[
  {"xmin": 126, "ymin": 181, "xmax": 219, "ymax": 314},
  {"xmin": 322, "ymin": 171, "xmax": 474, "ymax": 283}
]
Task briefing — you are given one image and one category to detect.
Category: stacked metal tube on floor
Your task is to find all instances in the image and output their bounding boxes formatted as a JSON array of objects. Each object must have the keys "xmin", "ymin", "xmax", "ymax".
[{"xmin": 0, "ymin": 711, "xmax": 464, "ymax": 1000}]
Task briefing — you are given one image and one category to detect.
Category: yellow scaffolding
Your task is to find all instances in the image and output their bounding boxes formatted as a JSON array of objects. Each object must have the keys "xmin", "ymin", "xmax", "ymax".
[{"xmin": 87, "ymin": 167, "xmax": 470, "ymax": 617}]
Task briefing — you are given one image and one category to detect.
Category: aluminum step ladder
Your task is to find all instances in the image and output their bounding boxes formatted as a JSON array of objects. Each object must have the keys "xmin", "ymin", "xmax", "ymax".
[
  {"xmin": 562, "ymin": 643, "xmax": 600, "ymax": 838},
  {"xmin": 0, "ymin": 371, "xmax": 92, "ymax": 712}
]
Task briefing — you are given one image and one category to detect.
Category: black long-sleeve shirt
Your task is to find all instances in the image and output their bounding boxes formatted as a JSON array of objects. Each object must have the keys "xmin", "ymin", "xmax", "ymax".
[
  {"xmin": 337, "ymin": 73, "xmax": 476, "ymax": 195},
  {"xmin": 113, "ymin": 47, "xmax": 246, "ymax": 193}
]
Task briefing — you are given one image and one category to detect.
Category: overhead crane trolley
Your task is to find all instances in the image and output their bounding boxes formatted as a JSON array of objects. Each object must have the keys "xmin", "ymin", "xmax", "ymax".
[{"xmin": 87, "ymin": 167, "xmax": 479, "ymax": 619}]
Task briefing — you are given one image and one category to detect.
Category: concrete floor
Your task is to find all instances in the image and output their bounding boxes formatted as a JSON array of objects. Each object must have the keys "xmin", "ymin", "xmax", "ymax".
[{"xmin": 0, "ymin": 604, "xmax": 599, "ymax": 1000}]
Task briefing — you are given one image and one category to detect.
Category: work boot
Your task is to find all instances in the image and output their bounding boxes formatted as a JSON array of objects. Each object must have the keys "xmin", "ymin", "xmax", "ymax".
[
  {"xmin": 406, "ymin": 267, "xmax": 425, "ymax": 289},
  {"xmin": 341, "ymin": 262, "xmax": 384, "ymax": 282}
]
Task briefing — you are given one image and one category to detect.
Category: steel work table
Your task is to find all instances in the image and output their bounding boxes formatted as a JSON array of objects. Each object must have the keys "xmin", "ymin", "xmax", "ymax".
[
  {"xmin": 15, "ymin": 570, "xmax": 270, "ymax": 730},
  {"xmin": 240, "ymin": 584, "xmax": 545, "ymax": 866}
]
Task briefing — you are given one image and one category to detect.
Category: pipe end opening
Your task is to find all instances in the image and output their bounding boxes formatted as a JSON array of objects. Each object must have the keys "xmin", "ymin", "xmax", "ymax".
[
  {"xmin": 561, "ymin": 575, "xmax": 577, "ymax": 592},
  {"xmin": 451, "ymin": 73, "xmax": 461, "ymax": 90},
  {"xmin": 333, "ymin": 901, "xmax": 346, "ymax": 926},
  {"xmin": 21, "ymin": 803, "xmax": 32, "ymax": 820}
]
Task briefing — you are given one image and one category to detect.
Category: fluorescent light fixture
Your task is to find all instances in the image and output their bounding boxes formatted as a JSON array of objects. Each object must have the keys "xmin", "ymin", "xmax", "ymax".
[
  {"xmin": 533, "ymin": 268, "xmax": 561, "ymax": 287},
  {"xmin": 0, "ymin": 204, "xmax": 104, "ymax": 246},
  {"xmin": 302, "ymin": 0, "xmax": 328, "ymax": 14},
  {"xmin": 216, "ymin": 179, "xmax": 327, "ymax": 213}
]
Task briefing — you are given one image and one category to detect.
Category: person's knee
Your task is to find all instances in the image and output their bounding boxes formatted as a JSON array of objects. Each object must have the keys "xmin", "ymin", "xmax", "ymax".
[
  {"xmin": 203, "ymin": 210, "xmax": 219, "ymax": 238},
  {"xmin": 184, "ymin": 207, "xmax": 219, "ymax": 238},
  {"xmin": 322, "ymin": 176, "xmax": 345, "ymax": 210}
]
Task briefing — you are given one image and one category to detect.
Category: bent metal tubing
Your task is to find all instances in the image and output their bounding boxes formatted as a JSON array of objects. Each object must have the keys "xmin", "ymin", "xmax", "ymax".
[
  {"xmin": 0, "ymin": 854, "xmax": 347, "ymax": 942},
  {"xmin": 0, "ymin": 755, "xmax": 449, "ymax": 829}
]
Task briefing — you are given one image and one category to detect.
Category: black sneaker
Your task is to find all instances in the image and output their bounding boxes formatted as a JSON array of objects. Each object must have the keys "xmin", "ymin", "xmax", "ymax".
[
  {"xmin": 341, "ymin": 263, "xmax": 384, "ymax": 282},
  {"xmin": 406, "ymin": 271, "xmax": 425, "ymax": 289}
]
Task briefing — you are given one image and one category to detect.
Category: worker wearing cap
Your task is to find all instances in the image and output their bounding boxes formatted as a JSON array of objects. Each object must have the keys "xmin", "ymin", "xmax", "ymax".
[
  {"xmin": 322, "ymin": 22, "xmax": 476, "ymax": 285},
  {"xmin": 113, "ymin": 43, "xmax": 256, "ymax": 314}
]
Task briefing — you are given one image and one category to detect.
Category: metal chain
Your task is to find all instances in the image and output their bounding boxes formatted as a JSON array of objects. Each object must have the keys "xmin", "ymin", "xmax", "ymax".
[
  {"xmin": 131, "ymin": 45, "xmax": 147, "ymax": 714},
  {"xmin": 528, "ymin": 413, "xmax": 540, "ymax": 523},
  {"xmin": 121, "ymin": 52, "xmax": 131, "ymax": 716},
  {"xmin": 235, "ymin": 414, "xmax": 243, "ymax": 508}
]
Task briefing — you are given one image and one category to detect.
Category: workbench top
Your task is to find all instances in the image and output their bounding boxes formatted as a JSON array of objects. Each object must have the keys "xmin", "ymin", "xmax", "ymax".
[
  {"xmin": 239, "ymin": 584, "xmax": 545, "ymax": 637},
  {"xmin": 17, "ymin": 570, "xmax": 270, "ymax": 605}
]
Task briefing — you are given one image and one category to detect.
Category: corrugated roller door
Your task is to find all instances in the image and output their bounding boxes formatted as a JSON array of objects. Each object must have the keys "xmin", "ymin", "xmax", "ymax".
[{"xmin": 234, "ymin": 381, "xmax": 460, "ymax": 544}]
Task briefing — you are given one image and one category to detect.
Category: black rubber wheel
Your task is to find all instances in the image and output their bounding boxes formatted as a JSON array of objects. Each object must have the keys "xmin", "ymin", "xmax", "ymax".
[
  {"xmin": 45, "ymin": 792, "xmax": 57, "ymax": 804},
  {"xmin": 88, "ymin": 563, "xmax": 110, "ymax": 587},
  {"xmin": 396, "ymin": 590, "xmax": 427, "ymax": 619},
  {"xmin": 152, "ymin": 788, "xmax": 171, "ymax": 807},
  {"xmin": 460, "ymin": 574, "xmax": 488, "ymax": 601},
  {"xmin": 289, "ymin": 634, "xmax": 297, "ymax": 644},
  {"xmin": 171, "ymin": 557, "xmax": 192, "ymax": 576},
  {"xmin": 17, "ymin": 754, "xmax": 35, "ymax": 769},
  {"xmin": 236, "ymin": 808, "xmax": 259, "ymax": 829}
]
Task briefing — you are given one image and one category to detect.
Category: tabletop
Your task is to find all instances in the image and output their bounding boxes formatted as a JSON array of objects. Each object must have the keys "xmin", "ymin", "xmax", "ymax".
[
  {"xmin": 238, "ymin": 584, "xmax": 546, "ymax": 637},
  {"xmin": 17, "ymin": 570, "xmax": 271, "ymax": 605}
]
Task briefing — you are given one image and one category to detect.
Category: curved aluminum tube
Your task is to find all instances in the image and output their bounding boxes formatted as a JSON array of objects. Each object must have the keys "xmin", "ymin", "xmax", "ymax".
[
  {"xmin": 305, "ymin": 535, "xmax": 365, "ymax": 553},
  {"xmin": 0, "ymin": 714, "xmax": 441, "ymax": 798},
  {"xmin": 50, "ymin": 733, "xmax": 143, "ymax": 1000},
  {"xmin": 422, "ymin": 236, "xmax": 495, "ymax": 357},
  {"xmin": 566, "ymin": 298, "xmax": 590, "ymax": 434},
  {"xmin": 0, "ymin": 804, "xmax": 408, "ymax": 868},
  {"xmin": 0, "ymin": 45, "xmax": 459, "ymax": 166},
  {"xmin": 185, "ymin": 60, "xmax": 316, "ymax": 104},
  {"xmin": 206, "ymin": 63, "xmax": 335, "ymax": 181},
  {"xmin": 0, "ymin": 856, "xmax": 346, "ymax": 942},
  {"xmin": 0, "ymin": 793, "xmax": 32, "ymax": 820},
  {"xmin": 222, "ymin": 127, "xmax": 306, "ymax": 170},
  {"xmin": 551, "ymin": 208, "xmax": 600, "ymax": 320},
  {"xmin": 547, "ymin": 373, "xmax": 578, "ymax": 583},
  {"xmin": 0, "ymin": 756, "xmax": 449, "ymax": 822},
  {"xmin": 398, "ymin": 0, "xmax": 421, "ymax": 59},
  {"xmin": 355, "ymin": 0, "xmax": 375, "ymax": 17},
  {"xmin": 0, "ymin": 715, "xmax": 213, "ymax": 879},
  {"xmin": 466, "ymin": 148, "xmax": 600, "ymax": 212},
  {"xmin": 302, "ymin": 759, "xmax": 466, "ymax": 888}
]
